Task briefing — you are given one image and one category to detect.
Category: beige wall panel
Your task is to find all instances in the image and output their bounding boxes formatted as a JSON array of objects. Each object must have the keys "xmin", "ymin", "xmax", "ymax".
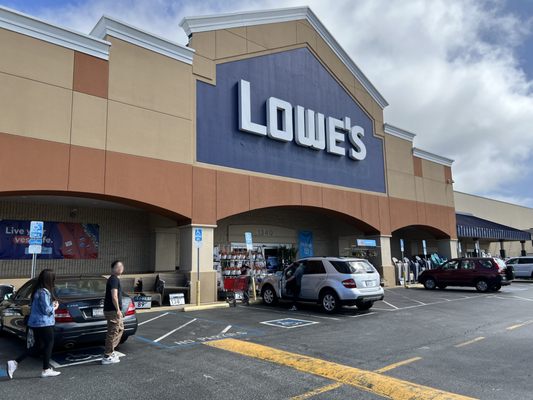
[
  {"xmin": 446, "ymin": 186, "xmax": 455, "ymax": 207},
  {"xmin": 71, "ymin": 92, "xmax": 107, "ymax": 149},
  {"xmin": 215, "ymin": 30, "xmax": 247, "ymax": 59},
  {"xmin": 0, "ymin": 29, "xmax": 74, "ymax": 89},
  {"xmin": 384, "ymin": 135, "xmax": 415, "ymax": 174},
  {"xmin": 246, "ymin": 21, "xmax": 297, "ymax": 49},
  {"xmin": 247, "ymin": 40, "xmax": 266, "ymax": 53},
  {"xmin": 193, "ymin": 54, "xmax": 216, "ymax": 81},
  {"xmin": 107, "ymin": 101, "xmax": 193, "ymax": 163},
  {"xmin": 422, "ymin": 159, "xmax": 445, "ymax": 182},
  {"xmin": 0, "ymin": 72, "xmax": 72, "ymax": 143},
  {"xmin": 454, "ymin": 192, "xmax": 533, "ymax": 231},
  {"xmin": 315, "ymin": 36, "xmax": 354, "ymax": 94},
  {"xmin": 422, "ymin": 179, "xmax": 449, "ymax": 206},
  {"xmin": 296, "ymin": 21, "xmax": 317, "ymax": 48},
  {"xmin": 190, "ymin": 31, "xmax": 215, "ymax": 59},
  {"xmin": 108, "ymin": 38, "xmax": 192, "ymax": 119},
  {"xmin": 387, "ymin": 170, "xmax": 417, "ymax": 201},
  {"xmin": 227, "ymin": 27, "xmax": 246, "ymax": 39},
  {"xmin": 414, "ymin": 176, "xmax": 425, "ymax": 203}
]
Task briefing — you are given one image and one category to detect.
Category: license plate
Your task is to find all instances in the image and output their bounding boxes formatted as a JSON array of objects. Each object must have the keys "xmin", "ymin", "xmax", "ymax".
[
  {"xmin": 93, "ymin": 308, "xmax": 104, "ymax": 318},
  {"xmin": 366, "ymin": 280, "xmax": 377, "ymax": 287}
]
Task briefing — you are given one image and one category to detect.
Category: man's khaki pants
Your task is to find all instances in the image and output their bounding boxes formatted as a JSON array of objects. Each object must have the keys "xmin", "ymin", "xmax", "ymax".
[{"xmin": 104, "ymin": 311, "xmax": 124, "ymax": 356}]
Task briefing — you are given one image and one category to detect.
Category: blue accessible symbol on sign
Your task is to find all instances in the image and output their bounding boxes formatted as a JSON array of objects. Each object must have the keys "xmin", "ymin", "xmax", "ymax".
[
  {"xmin": 260, "ymin": 318, "xmax": 319, "ymax": 329},
  {"xmin": 194, "ymin": 228, "xmax": 203, "ymax": 248}
]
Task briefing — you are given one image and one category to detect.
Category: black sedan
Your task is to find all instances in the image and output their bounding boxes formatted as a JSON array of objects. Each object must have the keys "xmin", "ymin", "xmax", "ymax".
[{"xmin": 0, "ymin": 276, "xmax": 138, "ymax": 349}]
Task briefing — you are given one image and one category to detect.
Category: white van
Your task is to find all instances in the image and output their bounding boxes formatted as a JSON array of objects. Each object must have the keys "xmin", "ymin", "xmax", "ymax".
[{"xmin": 506, "ymin": 257, "xmax": 533, "ymax": 279}]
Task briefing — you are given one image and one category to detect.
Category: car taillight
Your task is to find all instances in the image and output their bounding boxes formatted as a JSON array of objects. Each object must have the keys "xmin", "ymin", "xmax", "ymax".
[
  {"xmin": 126, "ymin": 300, "xmax": 136, "ymax": 316},
  {"xmin": 55, "ymin": 308, "xmax": 74, "ymax": 323},
  {"xmin": 342, "ymin": 279, "xmax": 357, "ymax": 288}
]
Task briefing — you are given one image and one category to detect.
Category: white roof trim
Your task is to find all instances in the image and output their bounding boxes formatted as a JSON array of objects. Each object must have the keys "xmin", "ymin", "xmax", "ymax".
[
  {"xmin": 180, "ymin": 6, "xmax": 388, "ymax": 109},
  {"xmin": 91, "ymin": 16, "xmax": 194, "ymax": 64},
  {"xmin": 0, "ymin": 6, "xmax": 110, "ymax": 60},
  {"xmin": 413, "ymin": 148, "xmax": 454, "ymax": 167},
  {"xmin": 384, "ymin": 123, "xmax": 416, "ymax": 142}
]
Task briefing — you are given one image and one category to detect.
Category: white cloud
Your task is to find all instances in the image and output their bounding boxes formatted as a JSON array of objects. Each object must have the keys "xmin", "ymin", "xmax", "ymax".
[{"xmin": 26, "ymin": 0, "xmax": 533, "ymax": 205}]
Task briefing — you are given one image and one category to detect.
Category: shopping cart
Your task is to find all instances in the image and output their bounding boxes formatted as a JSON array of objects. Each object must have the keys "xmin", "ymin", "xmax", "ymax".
[{"xmin": 223, "ymin": 276, "xmax": 250, "ymax": 307}]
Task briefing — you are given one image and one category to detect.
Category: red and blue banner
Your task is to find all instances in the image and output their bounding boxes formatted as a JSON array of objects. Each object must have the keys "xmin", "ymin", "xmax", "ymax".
[{"xmin": 0, "ymin": 220, "xmax": 99, "ymax": 260}]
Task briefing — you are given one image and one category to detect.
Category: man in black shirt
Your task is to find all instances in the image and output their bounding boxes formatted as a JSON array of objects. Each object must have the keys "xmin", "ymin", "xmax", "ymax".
[{"xmin": 102, "ymin": 260, "xmax": 125, "ymax": 365}]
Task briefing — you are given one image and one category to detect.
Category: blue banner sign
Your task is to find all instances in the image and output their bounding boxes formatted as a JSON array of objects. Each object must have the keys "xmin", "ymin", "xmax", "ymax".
[{"xmin": 298, "ymin": 231, "xmax": 314, "ymax": 257}]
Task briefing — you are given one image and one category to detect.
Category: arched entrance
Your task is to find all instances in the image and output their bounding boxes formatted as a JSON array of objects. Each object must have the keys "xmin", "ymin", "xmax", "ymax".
[
  {"xmin": 391, "ymin": 224, "xmax": 454, "ymax": 261},
  {"xmin": 214, "ymin": 205, "xmax": 382, "ymax": 275},
  {"xmin": 0, "ymin": 192, "xmax": 190, "ymax": 279}
]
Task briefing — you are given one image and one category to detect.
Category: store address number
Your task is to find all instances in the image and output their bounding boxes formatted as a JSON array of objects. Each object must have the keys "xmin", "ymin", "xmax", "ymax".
[{"xmin": 256, "ymin": 228, "xmax": 274, "ymax": 237}]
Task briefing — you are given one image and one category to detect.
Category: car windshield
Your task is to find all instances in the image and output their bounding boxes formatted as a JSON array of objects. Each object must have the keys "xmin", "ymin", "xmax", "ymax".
[
  {"xmin": 331, "ymin": 260, "xmax": 376, "ymax": 274},
  {"xmin": 54, "ymin": 278, "xmax": 107, "ymax": 299}
]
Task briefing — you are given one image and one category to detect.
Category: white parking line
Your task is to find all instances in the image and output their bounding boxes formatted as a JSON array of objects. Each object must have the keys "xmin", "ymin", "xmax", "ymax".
[
  {"xmin": 138, "ymin": 312, "xmax": 170, "ymax": 326},
  {"xmin": 382, "ymin": 300, "xmax": 399, "ymax": 310},
  {"xmin": 220, "ymin": 325, "xmax": 232, "ymax": 334},
  {"xmin": 348, "ymin": 312, "xmax": 376, "ymax": 318},
  {"xmin": 154, "ymin": 318, "xmax": 197, "ymax": 342}
]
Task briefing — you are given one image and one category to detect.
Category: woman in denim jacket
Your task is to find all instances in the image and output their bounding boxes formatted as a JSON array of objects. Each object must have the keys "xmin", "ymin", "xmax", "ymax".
[{"xmin": 7, "ymin": 269, "xmax": 61, "ymax": 378}]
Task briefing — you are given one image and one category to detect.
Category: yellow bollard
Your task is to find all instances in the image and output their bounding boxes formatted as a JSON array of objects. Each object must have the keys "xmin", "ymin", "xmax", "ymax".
[
  {"xmin": 196, "ymin": 280, "xmax": 201, "ymax": 306},
  {"xmin": 252, "ymin": 276, "xmax": 257, "ymax": 301}
]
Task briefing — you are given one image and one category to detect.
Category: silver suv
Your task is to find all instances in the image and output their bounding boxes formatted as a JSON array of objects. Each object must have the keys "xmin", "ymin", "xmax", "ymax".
[
  {"xmin": 260, "ymin": 257, "xmax": 384, "ymax": 313},
  {"xmin": 506, "ymin": 257, "xmax": 533, "ymax": 279}
]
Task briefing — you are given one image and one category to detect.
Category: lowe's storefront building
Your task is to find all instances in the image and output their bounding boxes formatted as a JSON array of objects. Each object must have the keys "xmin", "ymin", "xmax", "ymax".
[{"xmin": 0, "ymin": 6, "xmax": 462, "ymax": 303}]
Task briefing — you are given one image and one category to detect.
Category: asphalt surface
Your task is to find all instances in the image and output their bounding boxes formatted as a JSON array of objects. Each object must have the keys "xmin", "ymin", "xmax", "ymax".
[{"xmin": 2, "ymin": 283, "xmax": 533, "ymax": 399}]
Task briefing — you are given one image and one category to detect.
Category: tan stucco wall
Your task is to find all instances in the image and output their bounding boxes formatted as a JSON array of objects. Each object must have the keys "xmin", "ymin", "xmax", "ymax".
[{"xmin": 454, "ymin": 191, "xmax": 533, "ymax": 256}]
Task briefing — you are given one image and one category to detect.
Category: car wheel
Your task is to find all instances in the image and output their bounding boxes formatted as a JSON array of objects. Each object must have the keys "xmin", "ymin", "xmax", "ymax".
[
  {"xmin": 491, "ymin": 284, "xmax": 502, "ymax": 292},
  {"xmin": 423, "ymin": 277, "xmax": 437, "ymax": 290},
  {"xmin": 320, "ymin": 290, "xmax": 339, "ymax": 314},
  {"xmin": 355, "ymin": 301, "xmax": 373, "ymax": 311},
  {"xmin": 261, "ymin": 285, "xmax": 278, "ymax": 306},
  {"xmin": 438, "ymin": 285, "xmax": 447, "ymax": 290},
  {"xmin": 475, "ymin": 279, "xmax": 489, "ymax": 293}
]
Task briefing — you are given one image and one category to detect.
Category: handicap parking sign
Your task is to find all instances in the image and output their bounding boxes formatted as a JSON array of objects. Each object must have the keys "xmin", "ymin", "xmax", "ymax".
[
  {"xmin": 194, "ymin": 228, "xmax": 203, "ymax": 248},
  {"xmin": 260, "ymin": 318, "xmax": 319, "ymax": 329}
]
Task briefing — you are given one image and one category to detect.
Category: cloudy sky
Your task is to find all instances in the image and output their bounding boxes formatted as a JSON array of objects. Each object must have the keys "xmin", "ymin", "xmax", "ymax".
[{"xmin": 2, "ymin": 0, "xmax": 533, "ymax": 206}]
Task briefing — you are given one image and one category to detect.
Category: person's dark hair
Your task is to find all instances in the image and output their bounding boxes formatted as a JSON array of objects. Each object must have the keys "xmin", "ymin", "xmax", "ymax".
[
  {"xmin": 111, "ymin": 260, "xmax": 123, "ymax": 270},
  {"xmin": 31, "ymin": 269, "xmax": 57, "ymax": 301}
]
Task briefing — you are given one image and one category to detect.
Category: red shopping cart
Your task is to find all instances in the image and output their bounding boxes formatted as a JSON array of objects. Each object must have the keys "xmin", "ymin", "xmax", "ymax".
[{"xmin": 223, "ymin": 276, "xmax": 250, "ymax": 307}]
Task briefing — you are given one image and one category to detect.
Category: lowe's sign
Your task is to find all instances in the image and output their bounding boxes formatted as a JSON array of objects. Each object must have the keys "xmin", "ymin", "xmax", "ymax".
[
  {"xmin": 238, "ymin": 79, "xmax": 366, "ymax": 161},
  {"xmin": 196, "ymin": 47, "xmax": 386, "ymax": 193}
]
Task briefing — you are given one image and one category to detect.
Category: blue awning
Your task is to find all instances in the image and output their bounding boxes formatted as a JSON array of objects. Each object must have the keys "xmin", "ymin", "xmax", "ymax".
[{"xmin": 456, "ymin": 213, "xmax": 531, "ymax": 241}]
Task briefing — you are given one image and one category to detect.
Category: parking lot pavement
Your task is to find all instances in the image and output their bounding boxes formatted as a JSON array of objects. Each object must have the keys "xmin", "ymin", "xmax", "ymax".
[{"xmin": 3, "ymin": 283, "xmax": 533, "ymax": 399}]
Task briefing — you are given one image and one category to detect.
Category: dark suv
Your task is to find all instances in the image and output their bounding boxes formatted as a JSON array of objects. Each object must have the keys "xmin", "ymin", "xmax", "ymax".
[{"xmin": 418, "ymin": 257, "xmax": 513, "ymax": 292}]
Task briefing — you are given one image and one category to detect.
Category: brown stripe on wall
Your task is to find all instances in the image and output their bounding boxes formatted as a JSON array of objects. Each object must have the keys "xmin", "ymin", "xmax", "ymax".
[
  {"xmin": 413, "ymin": 156, "xmax": 423, "ymax": 177},
  {"xmin": 73, "ymin": 51, "xmax": 109, "ymax": 99}
]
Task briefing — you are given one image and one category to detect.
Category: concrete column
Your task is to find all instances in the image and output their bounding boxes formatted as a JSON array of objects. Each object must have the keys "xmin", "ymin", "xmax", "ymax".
[
  {"xmin": 499, "ymin": 240, "xmax": 506, "ymax": 259},
  {"xmin": 521, "ymin": 241, "xmax": 527, "ymax": 257},
  {"xmin": 438, "ymin": 239, "xmax": 458, "ymax": 259},
  {"xmin": 154, "ymin": 228, "xmax": 179, "ymax": 272},
  {"xmin": 374, "ymin": 236, "xmax": 395, "ymax": 287},
  {"xmin": 473, "ymin": 238, "xmax": 480, "ymax": 257},
  {"xmin": 179, "ymin": 224, "xmax": 217, "ymax": 304}
]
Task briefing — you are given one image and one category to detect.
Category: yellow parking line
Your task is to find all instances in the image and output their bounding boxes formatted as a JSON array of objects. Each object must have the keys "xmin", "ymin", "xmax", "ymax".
[
  {"xmin": 375, "ymin": 357, "xmax": 422, "ymax": 373},
  {"xmin": 290, "ymin": 382, "xmax": 343, "ymax": 400},
  {"xmin": 205, "ymin": 339, "xmax": 477, "ymax": 400},
  {"xmin": 506, "ymin": 320, "xmax": 533, "ymax": 330},
  {"xmin": 454, "ymin": 337, "xmax": 485, "ymax": 348}
]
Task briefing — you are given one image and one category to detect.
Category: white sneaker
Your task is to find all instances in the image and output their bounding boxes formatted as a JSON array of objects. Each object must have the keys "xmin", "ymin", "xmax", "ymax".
[
  {"xmin": 7, "ymin": 360, "xmax": 17, "ymax": 379},
  {"xmin": 289, "ymin": 306, "xmax": 298, "ymax": 311},
  {"xmin": 41, "ymin": 368, "xmax": 61, "ymax": 378},
  {"xmin": 101, "ymin": 354, "xmax": 120, "ymax": 365}
]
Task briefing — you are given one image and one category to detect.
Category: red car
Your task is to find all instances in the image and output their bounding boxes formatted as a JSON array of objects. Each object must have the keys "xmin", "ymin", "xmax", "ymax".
[{"xmin": 418, "ymin": 257, "xmax": 513, "ymax": 292}]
